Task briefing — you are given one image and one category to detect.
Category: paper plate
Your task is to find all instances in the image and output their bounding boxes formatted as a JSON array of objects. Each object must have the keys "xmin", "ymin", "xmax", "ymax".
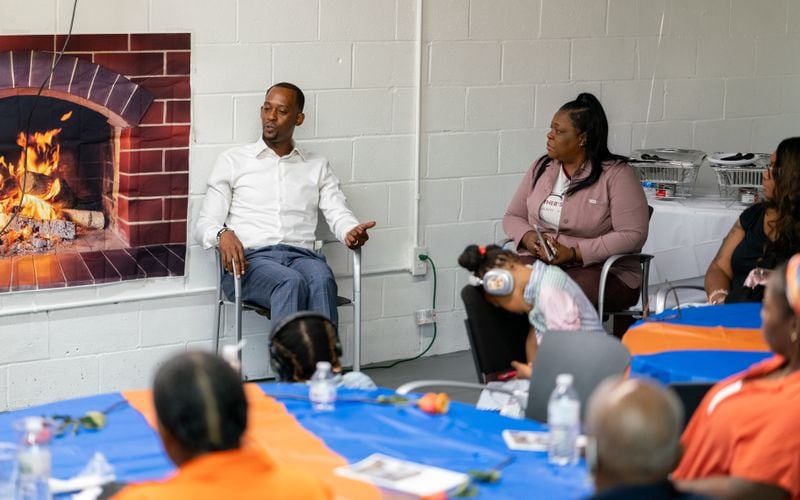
[{"xmin": 708, "ymin": 152, "xmax": 757, "ymax": 166}]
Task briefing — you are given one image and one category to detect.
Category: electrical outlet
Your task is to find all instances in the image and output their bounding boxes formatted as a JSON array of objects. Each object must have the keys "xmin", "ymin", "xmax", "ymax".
[
  {"xmin": 410, "ymin": 246, "xmax": 428, "ymax": 276},
  {"xmin": 415, "ymin": 308, "xmax": 436, "ymax": 325}
]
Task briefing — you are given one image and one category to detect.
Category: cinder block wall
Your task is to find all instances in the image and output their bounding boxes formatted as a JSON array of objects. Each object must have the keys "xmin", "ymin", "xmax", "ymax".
[{"xmin": 1, "ymin": 0, "xmax": 799, "ymax": 409}]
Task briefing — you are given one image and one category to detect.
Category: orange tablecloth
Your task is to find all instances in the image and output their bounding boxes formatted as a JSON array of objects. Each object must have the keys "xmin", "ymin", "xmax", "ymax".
[
  {"xmin": 623, "ymin": 322, "xmax": 767, "ymax": 356},
  {"xmin": 123, "ymin": 385, "xmax": 379, "ymax": 500}
]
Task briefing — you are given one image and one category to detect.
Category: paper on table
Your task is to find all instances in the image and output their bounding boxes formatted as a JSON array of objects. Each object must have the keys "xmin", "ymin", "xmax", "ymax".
[
  {"xmin": 49, "ymin": 474, "xmax": 115, "ymax": 495},
  {"xmin": 49, "ymin": 451, "xmax": 115, "ymax": 495},
  {"xmin": 335, "ymin": 454, "xmax": 469, "ymax": 497},
  {"xmin": 502, "ymin": 430, "xmax": 548, "ymax": 451},
  {"xmin": 502, "ymin": 430, "xmax": 588, "ymax": 452}
]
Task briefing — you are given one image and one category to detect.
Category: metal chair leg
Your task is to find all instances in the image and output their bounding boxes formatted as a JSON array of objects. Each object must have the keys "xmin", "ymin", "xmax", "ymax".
[
  {"xmin": 213, "ymin": 297, "xmax": 222, "ymax": 355},
  {"xmin": 213, "ymin": 250, "xmax": 224, "ymax": 355},
  {"xmin": 352, "ymin": 247, "xmax": 362, "ymax": 372},
  {"xmin": 233, "ymin": 261, "xmax": 244, "ymax": 380}
]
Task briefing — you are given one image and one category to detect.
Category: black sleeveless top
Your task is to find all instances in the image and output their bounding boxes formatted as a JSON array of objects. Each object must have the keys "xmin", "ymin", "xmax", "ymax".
[{"xmin": 727, "ymin": 203, "xmax": 770, "ymax": 303}]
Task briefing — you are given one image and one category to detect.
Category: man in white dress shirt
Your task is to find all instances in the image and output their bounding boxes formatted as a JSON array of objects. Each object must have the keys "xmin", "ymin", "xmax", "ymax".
[{"xmin": 194, "ymin": 82, "xmax": 375, "ymax": 330}]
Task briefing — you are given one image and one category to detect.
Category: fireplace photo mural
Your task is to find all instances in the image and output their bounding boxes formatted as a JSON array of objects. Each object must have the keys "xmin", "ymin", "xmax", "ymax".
[{"xmin": 0, "ymin": 34, "xmax": 190, "ymax": 292}]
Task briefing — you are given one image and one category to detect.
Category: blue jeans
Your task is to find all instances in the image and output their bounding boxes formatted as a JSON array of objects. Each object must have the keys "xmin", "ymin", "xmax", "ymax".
[{"xmin": 222, "ymin": 244, "xmax": 339, "ymax": 329}]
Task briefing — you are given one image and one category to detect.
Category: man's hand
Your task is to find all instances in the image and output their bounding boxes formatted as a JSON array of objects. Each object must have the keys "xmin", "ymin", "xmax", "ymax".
[
  {"xmin": 345, "ymin": 221, "xmax": 376, "ymax": 249},
  {"xmin": 218, "ymin": 230, "xmax": 247, "ymax": 277}
]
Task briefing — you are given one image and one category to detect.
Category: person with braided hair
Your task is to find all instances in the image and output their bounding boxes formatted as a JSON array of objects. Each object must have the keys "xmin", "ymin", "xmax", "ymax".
[
  {"xmin": 705, "ymin": 137, "xmax": 800, "ymax": 305},
  {"xmin": 269, "ymin": 311, "xmax": 376, "ymax": 389},
  {"xmin": 269, "ymin": 311, "xmax": 342, "ymax": 382},
  {"xmin": 673, "ymin": 254, "xmax": 800, "ymax": 500},
  {"xmin": 113, "ymin": 351, "xmax": 331, "ymax": 499},
  {"xmin": 503, "ymin": 93, "xmax": 649, "ymax": 333},
  {"xmin": 459, "ymin": 243, "xmax": 602, "ymax": 379}
]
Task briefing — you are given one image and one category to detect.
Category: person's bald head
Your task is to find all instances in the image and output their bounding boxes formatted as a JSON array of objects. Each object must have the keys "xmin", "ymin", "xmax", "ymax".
[{"xmin": 586, "ymin": 377, "xmax": 683, "ymax": 490}]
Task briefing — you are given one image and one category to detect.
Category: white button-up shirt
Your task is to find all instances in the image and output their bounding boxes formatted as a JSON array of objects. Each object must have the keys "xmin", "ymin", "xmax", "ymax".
[{"xmin": 194, "ymin": 139, "xmax": 359, "ymax": 251}]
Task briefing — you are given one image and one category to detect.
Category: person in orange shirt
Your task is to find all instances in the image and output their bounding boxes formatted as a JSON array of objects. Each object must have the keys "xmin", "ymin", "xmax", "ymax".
[
  {"xmin": 113, "ymin": 351, "xmax": 331, "ymax": 500},
  {"xmin": 673, "ymin": 254, "xmax": 800, "ymax": 500}
]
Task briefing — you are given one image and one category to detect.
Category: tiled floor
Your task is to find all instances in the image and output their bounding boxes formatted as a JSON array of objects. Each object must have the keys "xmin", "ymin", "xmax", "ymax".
[{"xmin": 0, "ymin": 243, "xmax": 186, "ymax": 292}]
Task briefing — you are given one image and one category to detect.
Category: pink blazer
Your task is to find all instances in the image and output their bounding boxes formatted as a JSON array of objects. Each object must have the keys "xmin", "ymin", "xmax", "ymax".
[{"xmin": 503, "ymin": 157, "xmax": 649, "ymax": 289}]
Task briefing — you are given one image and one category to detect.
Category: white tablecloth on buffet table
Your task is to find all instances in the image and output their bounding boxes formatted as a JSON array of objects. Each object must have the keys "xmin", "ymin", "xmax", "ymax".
[{"xmin": 643, "ymin": 195, "xmax": 745, "ymax": 285}]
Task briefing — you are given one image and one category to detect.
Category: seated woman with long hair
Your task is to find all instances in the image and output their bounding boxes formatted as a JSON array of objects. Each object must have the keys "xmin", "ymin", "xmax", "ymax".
[
  {"xmin": 459, "ymin": 243, "xmax": 602, "ymax": 379},
  {"xmin": 113, "ymin": 351, "xmax": 331, "ymax": 499},
  {"xmin": 674, "ymin": 254, "xmax": 800, "ymax": 499},
  {"xmin": 705, "ymin": 137, "xmax": 800, "ymax": 305},
  {"xmin": 503, "ymin": 93, "xmax": 649, "ymax": 325}
]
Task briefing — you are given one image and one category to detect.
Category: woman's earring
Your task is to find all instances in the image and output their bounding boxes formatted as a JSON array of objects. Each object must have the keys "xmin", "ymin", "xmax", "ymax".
[{"xmin": 792, "ymin": 330, "xmax": 798, "ymax": 343}]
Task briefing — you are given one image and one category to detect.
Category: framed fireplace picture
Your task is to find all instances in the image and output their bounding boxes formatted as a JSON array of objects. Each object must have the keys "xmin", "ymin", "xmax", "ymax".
[{"xmin": 0, "ymin": 33, "xmax": 190, "ymax": 293}]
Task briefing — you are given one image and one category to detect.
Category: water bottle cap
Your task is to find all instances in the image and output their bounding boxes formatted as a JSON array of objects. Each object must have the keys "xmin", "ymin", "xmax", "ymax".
[
  {"xmin": 24, "ymin": 417, "xmax": 44, "ymax": 433},
  {"xmin": 316, "ymin": 361, "xmax": 332, "ymax": 371},
  {"xmin": 556, "ymin": 373, "xmax": 573, "ymax": 386}
]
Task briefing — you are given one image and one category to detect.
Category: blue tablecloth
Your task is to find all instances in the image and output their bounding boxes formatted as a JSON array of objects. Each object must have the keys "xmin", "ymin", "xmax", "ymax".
[
  {"xmin": 634, "ymin": 302, "xmax": 762, "ymax": 329},
  {"xmin": 0, "ymin": 393, "xmax": 173, "ymax": 496},
  {"xmin": 630, "ymin": 350, "xmax": 773, "ymax": 384},
  {"xmin": 0, "ymin": 385, "xmax": 593, "ymax": 499},
  {"xmin": 261, "ymin": 383, "xmax": 592, "ymax": 499}
]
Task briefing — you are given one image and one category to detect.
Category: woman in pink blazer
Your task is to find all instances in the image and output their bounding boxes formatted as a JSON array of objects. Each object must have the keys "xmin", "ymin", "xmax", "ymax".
[{"xmin": 503, "ymin": 93, "xmax": 649, "ymax": 327}]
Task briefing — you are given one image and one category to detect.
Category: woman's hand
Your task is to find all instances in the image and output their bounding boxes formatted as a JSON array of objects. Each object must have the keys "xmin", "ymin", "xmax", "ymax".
[
  {"xmin": 520, "ymin": 231, "xmax": 540, "ymax": 255},
  {"xmin": 521, "ymin": 231, "xmax": 578, "ymax": 266},
  {"xmin": 707, "ymin": 289, "xmax": 729, "ymax": 305},
  {"xmin": 542, "ymin": 236, "xmax": 577, "ymax": 266}
]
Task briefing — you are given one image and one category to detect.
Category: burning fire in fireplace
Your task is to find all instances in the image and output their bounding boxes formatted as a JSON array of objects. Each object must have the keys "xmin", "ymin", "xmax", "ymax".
[{"xmin": 0, "ymin": 111, "xmax": 104, "ymax": 256}]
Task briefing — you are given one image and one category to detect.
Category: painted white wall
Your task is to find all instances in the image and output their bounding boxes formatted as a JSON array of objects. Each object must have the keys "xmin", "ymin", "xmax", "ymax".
[{"xmin": 1, "ymin": 0, "xmax": 799, "ymax": 409}]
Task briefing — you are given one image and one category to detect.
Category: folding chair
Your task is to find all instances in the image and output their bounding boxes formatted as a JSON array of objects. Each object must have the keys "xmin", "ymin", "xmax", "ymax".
[
  {"xmin": 596, "ymin": 205, "xmax": 655, "ymax": 321},
  {"xmin": 212, "ymin": 240, "xmax": 362, "ymax": 379},
  {"xmin": 461, "ymin": 284, "xmax": 529, "ymax": 383},
  {"xmin": 396, "ymin": 330, "xmax": 628, "ymax": 424}
]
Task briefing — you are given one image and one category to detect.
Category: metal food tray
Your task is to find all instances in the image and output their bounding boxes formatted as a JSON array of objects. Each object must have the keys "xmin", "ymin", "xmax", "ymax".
[
  {"xmin": 630, "ymin": 161, "xmax": 700, "ymax": 184},
  {"xmin": 629, "ymin": 161, "xmax": 701, "ymax": 197},
  {"xmin": 711, "ymin": 166, "xmax": 765, "ymax": 199},
  {"xmin": 709, "ymin": 153, "xmax": 769, "ymax": 199}
]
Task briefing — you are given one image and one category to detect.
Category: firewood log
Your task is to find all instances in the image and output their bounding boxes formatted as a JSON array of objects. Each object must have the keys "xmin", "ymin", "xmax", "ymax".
[
  {"xmin": 21, "ymin": 171, "xmax": 75, "ymax": 205},
  {"xmin": 61, "ymin": 208, "xmax": 105, "ymax": 229}
]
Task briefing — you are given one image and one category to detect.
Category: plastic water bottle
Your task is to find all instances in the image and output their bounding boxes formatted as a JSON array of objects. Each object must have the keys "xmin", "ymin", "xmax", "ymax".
[
  {"xmin": 547, "ymin": 373, "xmax": 580, "ymax": 466},
  {"xmin": 309, "ymin": 361, "xmax": 337, "ymax": 412},
  {"xmin": 641, "ymin": 181, "xmax": 656, "ymax": 198},
  {"xmin": 15, "ymin": 416, "xmax": 52, "ymax": 500}
]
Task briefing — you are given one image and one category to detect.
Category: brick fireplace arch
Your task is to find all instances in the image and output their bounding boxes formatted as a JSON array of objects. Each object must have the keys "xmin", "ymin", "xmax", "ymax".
[{"xmin": 0, "ymin": 50, "xmax": 153, "ymax": 128}]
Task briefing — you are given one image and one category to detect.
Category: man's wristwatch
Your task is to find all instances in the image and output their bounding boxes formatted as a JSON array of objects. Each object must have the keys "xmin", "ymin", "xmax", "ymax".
[{"xmin": 216, "ymin": 227, "xmax": 230, "ymax": 245}]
